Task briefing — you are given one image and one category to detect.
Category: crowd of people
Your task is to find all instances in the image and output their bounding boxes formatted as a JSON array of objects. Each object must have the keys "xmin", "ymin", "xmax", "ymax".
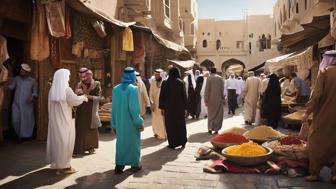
[{"xmin": 2, "ymin": 50, "xmax": 335, "ymax": 183}]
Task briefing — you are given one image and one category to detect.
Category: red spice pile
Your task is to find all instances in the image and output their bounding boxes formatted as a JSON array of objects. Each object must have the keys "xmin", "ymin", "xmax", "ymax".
[
  {"xmin": 279, "ymin": 136, "xmax": 303, "ymax": 145},
  {"xmin": 212, "ymin": 132, "xmax": 249, "ymax": 143}
]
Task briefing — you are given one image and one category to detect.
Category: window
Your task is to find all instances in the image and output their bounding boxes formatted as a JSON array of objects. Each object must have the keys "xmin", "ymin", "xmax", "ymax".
[
  {"xmin": 219, "ymin": 32, "xmax": 221, "ymax": 36},
  {"xmin": 207, "ymin": 32, "xmax": 210, "ymax": 36},
  {"xmin": 179, "ymin": 18, "xmax": 184, "ymax": 32},
  {"xmin": 296, "ymin": 2, "xmax": 299, "ymax": 13},
  {"xmin": 236, "ymin": 41, "xmax": 244, "ymax": 49},
  {"xmin": 164, "ymin": 0, "xmax": 170, "ymax": 18},
  {"xmin": 249, "ymin": 42, "xmax": 251, "ymax": 54},
  {"xmin": 190, "ymin": 23, "xmax": 194, "ymax": 35},
  {"xmin": 216, "ymin": 40, "xmax": 221, "ymax": 50},
  {"xmin": 202, "ymin": 40, "xmax": 207, "ymax": 48},
  {"xmin": 305, "ymin": 0, "xmax": 307, "ymax": 10},
  {"xmin": 202, "ymin": 32, "xmax": 205, "ymax": 35},
  {"xmin": 288, "ymin": 0, "xmax": 291, "ymax": 18}
]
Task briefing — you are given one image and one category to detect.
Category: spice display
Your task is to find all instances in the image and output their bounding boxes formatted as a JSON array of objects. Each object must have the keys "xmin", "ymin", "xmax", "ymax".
[
  {"xmin": 224, "ymin": 142, "xmax": 267, "ymax": 156},
  {"xmin": 221, "ymin": 127, "xmax": 248, "ymax": 135},
  {"xmin": 212, "ymin": 133, "xmax": 249, "ymax": 143},
  {"xmin": 243, "ymin": 126, "xmax": 285, "ymax": 140},
  {"xmin": 266, "ymin": 140, "xmax": 306, "ymax": 152},
  {"xmin": 280, "ymin": 136, "xmax": 303, "ymax": 145},
  {"xmin": 283, "ymin": 111, "xmax": 304, "ymax": 121}
]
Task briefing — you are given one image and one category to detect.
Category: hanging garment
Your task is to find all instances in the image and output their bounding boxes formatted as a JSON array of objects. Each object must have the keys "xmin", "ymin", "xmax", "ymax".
[
  {"xmin": 122, "ymin": 27, "xmax": 134, "ymax": 51},
  {"xmin": 45, "ymin": 0, "xmax": 66, "ymax": 37},
  {"xmin": 30, "ymin": 2, "xmax": 50, "ymax": 61}
]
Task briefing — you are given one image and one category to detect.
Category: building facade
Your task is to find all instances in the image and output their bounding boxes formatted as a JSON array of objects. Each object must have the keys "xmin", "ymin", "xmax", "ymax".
[
  {"xmin": 197, "ymin": 15, "xmax": 278, "ymax": 75},
  {"xmin": 273, "ymin": 0, "xmax": 335, "ymax": 53}
]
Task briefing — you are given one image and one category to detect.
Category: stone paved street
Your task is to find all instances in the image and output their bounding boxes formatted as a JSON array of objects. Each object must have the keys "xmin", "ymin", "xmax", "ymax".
[{"xmin": 0, "ymin": 109, "xmax": 335, "ymax": 189}]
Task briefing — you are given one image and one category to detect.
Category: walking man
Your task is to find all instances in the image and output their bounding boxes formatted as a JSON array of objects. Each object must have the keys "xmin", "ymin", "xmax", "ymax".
[
  {"xmin": 204, "ymin": 67, "xmax": 225, "ymax": 134},
  {"xmin": 243, "ymin": 71, "xmax": 261, "ymax": 125},
  {"xmin": 149, "ymin": 69, "xmax": 166, "ymax": 139},
  {"xmin": 111, "ymin": 67, "xmax": 144, "ymax": 174}
]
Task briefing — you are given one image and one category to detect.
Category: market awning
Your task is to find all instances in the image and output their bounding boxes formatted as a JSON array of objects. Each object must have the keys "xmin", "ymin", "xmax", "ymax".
[
  {"xmin": 132, "ymin": 25, "xmax": 189, "ymax": 52},
  {"xmin": 167, "ymin": 59, "xmax": 195, "ymax": 69},
  {"xmin": 66, "ymin": 0, "xmax": 136, "ymax": 27},
  {"xmin": 265, "ymin": 46, "xmax": 313, "ymax": 73},
  {"xmin": 248, "ymin": 62, "xmax": 265, "ymax": 72},
  {"xmin": 280, "ymin": 15, "xmax": 330, "ymax": 52}
]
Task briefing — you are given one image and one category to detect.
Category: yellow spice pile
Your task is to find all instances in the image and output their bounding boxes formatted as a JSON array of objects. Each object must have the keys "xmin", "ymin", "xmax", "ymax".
[{"xmin": 225, "ymin": 142, "xmax": 267, "ymax": 156}]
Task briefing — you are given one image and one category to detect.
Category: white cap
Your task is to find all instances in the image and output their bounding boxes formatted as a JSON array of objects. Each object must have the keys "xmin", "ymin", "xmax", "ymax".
[{"xmin": 21, "ymin": 64, "xmax": 31, "ymax": 72}]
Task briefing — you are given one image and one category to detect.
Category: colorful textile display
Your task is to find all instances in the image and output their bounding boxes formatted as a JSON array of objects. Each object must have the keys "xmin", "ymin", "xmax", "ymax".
[{"xmin": 45, "ymin": 0, "xmax": 66, "ymax": 37}]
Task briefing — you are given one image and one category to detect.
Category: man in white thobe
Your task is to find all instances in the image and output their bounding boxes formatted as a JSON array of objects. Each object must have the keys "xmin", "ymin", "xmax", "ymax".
[
  {"xmin": 243, "ymin": 71, "xmax": 261, "ymax": 125},
  {"xmin": 236, "ymin": 77, "xmax": 245, "ymax": 107},
  {"xmin": 135, "ymin": 72, "xmax": 150, "ymax": 118},
  {"xmin": 200, "ymin": 71, "xmax": 209, "ymax": 118},
  {"xmin": 47, "ymin": 69, "xmax": 88, "ymax": 174},
  {"xmin": 225, "ymin": 74, "xmax": 239, "ymax": 115},
  {"xmin": 150, "ymin": 69, "xmax": 166, "ymax": 139}
]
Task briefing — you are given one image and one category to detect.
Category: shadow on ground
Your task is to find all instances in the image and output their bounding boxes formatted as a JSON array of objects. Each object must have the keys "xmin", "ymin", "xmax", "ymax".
[
  {"xmin": 141, "ymin": 137, "xmax": 166, "ymax": 149},
  {"xmin": 0, "ymin": 168, "xmax": 69, "ymax": 189},
  {"xmin": 64, "ymin": 170, "xmax": 133, "ymax": 189},
  {"xmin": 0, "ymin": 141, "xmax": 47, "ymax": 181},
  {"xmin": 187, "ymin": 132, "xmax": 213, "ymax": 143},
  {"xmin": 134, "ymin": 146, "xmax": 183, "ymax": 177}
]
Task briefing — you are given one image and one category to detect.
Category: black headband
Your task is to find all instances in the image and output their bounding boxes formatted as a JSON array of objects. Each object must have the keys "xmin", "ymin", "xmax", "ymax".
[{"xmin": 124, "ymin": 69, "xmax": 135, "ymax": 73}]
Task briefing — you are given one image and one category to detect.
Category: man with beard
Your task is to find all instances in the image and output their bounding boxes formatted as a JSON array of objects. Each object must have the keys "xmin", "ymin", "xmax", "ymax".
[
  {"xmin": 8, "ymin": 64, "xmax": 37, "ymax": 141},
  {"xmin": 184, "ymin": 69, "xmax": 197, "ymax": 119},
  {"xmin": 149, "ymin": 69, "xmax": 166, "ymax": 139}
]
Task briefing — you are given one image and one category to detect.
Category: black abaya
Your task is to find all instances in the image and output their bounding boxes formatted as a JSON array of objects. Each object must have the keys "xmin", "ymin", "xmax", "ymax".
[{"xmin": 159, "ymin": 75, "xmax": 187, "ymax": 148}]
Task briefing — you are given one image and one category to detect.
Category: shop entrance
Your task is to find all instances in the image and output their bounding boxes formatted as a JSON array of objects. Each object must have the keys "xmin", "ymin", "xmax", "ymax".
[{"xmin": 1, "ymin": 35, "xmax": 34, "ymax": 141}]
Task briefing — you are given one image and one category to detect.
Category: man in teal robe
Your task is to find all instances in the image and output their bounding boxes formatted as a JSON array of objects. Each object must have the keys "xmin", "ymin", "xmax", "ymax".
[{"xmin": 111, "ymin": 67, "xmax": 144, "ymax": 174}]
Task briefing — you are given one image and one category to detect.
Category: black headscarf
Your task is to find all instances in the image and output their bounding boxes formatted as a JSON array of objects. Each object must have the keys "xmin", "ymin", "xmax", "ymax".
[
  {"xmin": 265, "ymin": 73, "xmax": 281, "ymax": 98},
  {"xmin": 168, "ymin": 67, "xmax": 181, "ymax": 79}
]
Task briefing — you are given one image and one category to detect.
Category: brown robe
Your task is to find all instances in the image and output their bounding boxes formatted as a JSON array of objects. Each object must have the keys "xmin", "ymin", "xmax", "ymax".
[
  {"xmin": 306, "ymin": 66, "xmax": 336, "ymax": 175},
  {"xmin": 74, "ymin": 81, "xmax": 101, "ymax": 154},
  {"xmin": 204, "ymin": 74, "xmax": 225, "ymax": 131}
]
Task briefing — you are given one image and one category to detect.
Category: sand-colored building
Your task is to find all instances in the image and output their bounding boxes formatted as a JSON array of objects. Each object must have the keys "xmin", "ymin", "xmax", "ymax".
[
  {"xmin": 197, "ymin": 15, "xmax": 278, "ymax": 75},
  {"xmin": 273, "ymin": 0, "xmax": 335, "ymax": 52}
]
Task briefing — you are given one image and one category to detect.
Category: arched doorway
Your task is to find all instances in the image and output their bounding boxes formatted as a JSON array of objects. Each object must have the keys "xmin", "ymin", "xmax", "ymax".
[
  {"xmin": 200, "ymin": 59, "xmax": 215, "ymax": 71},
  {"xmin": 221, "ymin": 58, "xmax": 245, "ymax": 77}
]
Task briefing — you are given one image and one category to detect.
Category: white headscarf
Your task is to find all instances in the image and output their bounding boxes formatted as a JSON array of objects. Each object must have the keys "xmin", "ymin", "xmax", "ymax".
[{"xmin": 50, "ymin": 69, "xmax": 70, "ymax": 102}]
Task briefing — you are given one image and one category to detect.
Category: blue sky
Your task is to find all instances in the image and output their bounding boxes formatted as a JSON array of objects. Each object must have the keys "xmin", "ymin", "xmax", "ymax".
[{"xmin": 198, "ymin": 0, "xmax": 277, "ymax": 20}]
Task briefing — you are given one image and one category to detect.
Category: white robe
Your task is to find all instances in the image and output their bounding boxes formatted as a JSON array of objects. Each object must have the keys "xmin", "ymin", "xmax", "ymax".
[
  {"xmin": 149, "ymin": 80, "xmax": 166, "ymax": 139},
  {"xmin": 137, "ymin": 76, "xmax": 150, "ymax": 117},
  {"xmin": 200, "ymin": 77, "xmax": 208, "ymax": 117},
  {"xmin": 243, "ymin": 77, "xmax": 261, "ymax": 123},
  {"xmin": 237, "ymin": 79, "xmax": 245, "ymax": 106},
  {"xmin": 46, "ymin": 87, "xmax": 86, "ymax": 169}
]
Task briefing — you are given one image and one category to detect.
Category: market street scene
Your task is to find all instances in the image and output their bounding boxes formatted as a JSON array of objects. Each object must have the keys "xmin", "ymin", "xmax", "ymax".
[{"xmin": 0, "ymin": 0, "xmax": 336, "ymax": 188}]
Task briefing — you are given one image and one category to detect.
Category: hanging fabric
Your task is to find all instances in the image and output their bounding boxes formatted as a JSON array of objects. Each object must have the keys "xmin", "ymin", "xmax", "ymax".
[
  {"xmin": 45, "ymin": 0, "xmax": 66, "ymax": 37},
  {"xmin": 0, "ymin": 35, "xmax": 9, "ymax": 65},
  {"xmin": 64, "ymin": 6, "xmax": 71, "ymax": 39},
  {"xmin": 132, "ymin": 31, "xmax": 145, "ymax": 64},
  {"xmin": 331, "ymin": 11, "xmax": 336, "ymax": 39},
  {"xmin": 30, "ymin": 1, "xmax": 50, "ymax": 61},
  {"xmin": 122, "ymin": 27, "xmax": 134, "ymax": 51}
]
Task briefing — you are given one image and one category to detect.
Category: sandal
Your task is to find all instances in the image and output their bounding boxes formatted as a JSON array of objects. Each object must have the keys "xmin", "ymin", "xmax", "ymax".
[
  {"xmin": 305, "ymin": 175, "xmax": 319, "ymax": 182},
  {"xmin": 62, "ymin": 167, "xmax": 77, "ymax": 174},
  {"xmin": 89, "ymin": 149, "xmax": 95, "ymax": 154}
]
